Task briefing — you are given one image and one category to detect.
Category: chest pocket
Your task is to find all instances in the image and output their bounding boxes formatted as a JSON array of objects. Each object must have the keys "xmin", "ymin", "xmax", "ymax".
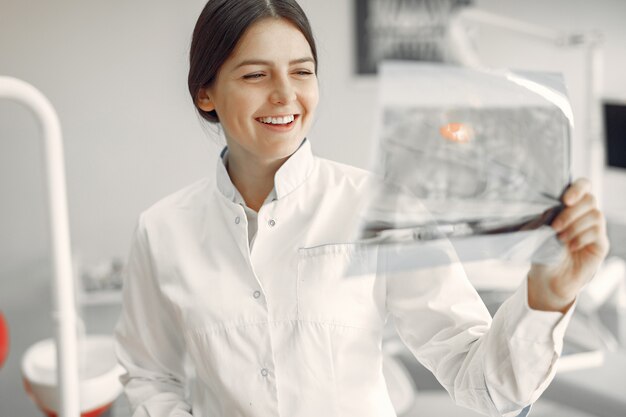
[{"xmin": 296, "ymin": 243, "xmax": 385, "ymax": 330}]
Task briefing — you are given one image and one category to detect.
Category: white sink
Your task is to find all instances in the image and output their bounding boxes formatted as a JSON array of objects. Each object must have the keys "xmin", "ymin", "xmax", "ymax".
[{"xmin": 21, "ymin": 335, "xmax": 124, "ymax": 416}]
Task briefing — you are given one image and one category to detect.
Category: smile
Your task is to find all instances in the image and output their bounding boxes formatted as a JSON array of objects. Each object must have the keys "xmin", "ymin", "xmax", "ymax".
[{"xmin": 256, "ymin": 114, "xmax": 297, "ymax": 125}]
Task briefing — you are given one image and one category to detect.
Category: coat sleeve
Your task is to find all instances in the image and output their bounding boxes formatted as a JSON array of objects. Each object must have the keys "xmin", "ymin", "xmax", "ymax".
[
  {"xmin": 114, "ymin": 214, "xmax": 193, "ymax": 416},
  {"xmin": 384, "ymin": 245, "xmax": 574, "ymax": 417}
]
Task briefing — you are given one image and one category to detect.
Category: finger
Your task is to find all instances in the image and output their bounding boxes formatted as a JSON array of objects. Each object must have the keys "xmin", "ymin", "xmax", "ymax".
[
  {"xmin": 562, "ymin": 178, "xmax": 592, "ymax": 206},
  {"xmin": 552, "ymin": 193, "xmax": 597, "ymax": 232},
  {"xmin": 567, "ymin": 224, "xmax": 609, "ymax": 253},
  {"xmin": 557, "ymin": 208, "xmax": 605, "ymax": 243}
]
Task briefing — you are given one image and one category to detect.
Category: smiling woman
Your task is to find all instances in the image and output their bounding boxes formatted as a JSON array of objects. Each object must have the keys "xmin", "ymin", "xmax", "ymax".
[
  {"xmin": 113, "ymin": 1, "xmax": 609, "ymax": 417},
  {"xmin": 187, "ymin": 1, "xmax": 320, "ymax": 211},
  {"xmin": 194, "ymin": 18, "xmax": 319, "ymax": 165},
  {"xmin": 187, "ymin": 0, "xmax": 318, "ymax": 123}
]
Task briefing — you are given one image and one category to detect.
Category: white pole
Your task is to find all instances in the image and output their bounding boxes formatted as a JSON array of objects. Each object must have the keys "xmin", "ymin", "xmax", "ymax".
[
  {"xmin": 586, "ymin": 35, "xmax": 605, "ymax": 210},
  {"xmin": 0, "ymin": 76, "xmax": 80, "ymax": 417}
]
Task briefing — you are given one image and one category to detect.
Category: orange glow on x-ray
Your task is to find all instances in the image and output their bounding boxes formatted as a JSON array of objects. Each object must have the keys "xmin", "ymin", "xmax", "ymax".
[{"xmin": 440, "ymin": 123, "xmax": 474, "ymax": 143}]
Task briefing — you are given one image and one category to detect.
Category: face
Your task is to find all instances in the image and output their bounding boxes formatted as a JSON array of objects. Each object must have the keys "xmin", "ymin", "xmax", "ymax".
[{"xmin": 197, "ymin": 18, "xmax": 319, "ymax": 163}]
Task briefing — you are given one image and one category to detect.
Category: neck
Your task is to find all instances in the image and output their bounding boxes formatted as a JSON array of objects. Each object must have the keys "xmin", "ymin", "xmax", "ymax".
[{"xmin": 226, "ymin": 148, "xmax": 286, "ymax": 212}]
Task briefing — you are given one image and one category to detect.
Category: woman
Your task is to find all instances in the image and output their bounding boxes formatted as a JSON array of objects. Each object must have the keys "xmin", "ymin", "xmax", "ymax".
[{"xmin": 114, "ymin": 1, "xmax": 610, "ymax": 416}]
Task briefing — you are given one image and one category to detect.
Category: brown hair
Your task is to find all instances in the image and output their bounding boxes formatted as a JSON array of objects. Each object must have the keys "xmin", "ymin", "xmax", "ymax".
[{"xmin": 188, "ymin": 0, "xmax": 318, "ymax": 123}]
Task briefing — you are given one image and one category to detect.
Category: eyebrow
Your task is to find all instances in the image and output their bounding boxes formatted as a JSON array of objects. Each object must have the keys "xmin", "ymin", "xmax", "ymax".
[{"xmin": 233, "ymin": 57, "xmax": 315, "ymax": 69}]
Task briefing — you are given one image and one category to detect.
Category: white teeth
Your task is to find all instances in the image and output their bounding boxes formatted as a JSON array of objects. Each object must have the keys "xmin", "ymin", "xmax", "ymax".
[{"xmin": 259, "ymin": 115, "xmax": 295, "ymax": 125}]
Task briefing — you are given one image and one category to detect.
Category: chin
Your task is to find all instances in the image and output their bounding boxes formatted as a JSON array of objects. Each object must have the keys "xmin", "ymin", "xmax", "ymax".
[{"xmin": 262, "ymin": 136, "xmax": 303, "ymax": 160}]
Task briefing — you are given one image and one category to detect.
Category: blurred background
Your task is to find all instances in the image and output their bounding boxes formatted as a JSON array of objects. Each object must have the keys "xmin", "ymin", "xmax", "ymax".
[{"xmin": 1, "ymin": 0, "xmax": 625, "ymax": 416}]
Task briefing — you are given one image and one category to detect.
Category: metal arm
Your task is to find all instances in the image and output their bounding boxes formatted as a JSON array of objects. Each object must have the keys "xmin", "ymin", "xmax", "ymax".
[{"xmin": 0, "ymin": 76, "xmax": 80, "ymax": 417}]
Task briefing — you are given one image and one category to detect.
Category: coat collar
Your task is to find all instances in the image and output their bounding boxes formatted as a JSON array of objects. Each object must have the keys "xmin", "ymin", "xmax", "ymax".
[{"xmin": 216, "ymin": 139, "xmax": 315, "ymax": 203}]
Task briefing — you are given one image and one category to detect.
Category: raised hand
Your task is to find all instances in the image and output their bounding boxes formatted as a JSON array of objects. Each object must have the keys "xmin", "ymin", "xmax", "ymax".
[{"xmin": 527, "ymin": 178, "xmax": 610, "ymax": 313}]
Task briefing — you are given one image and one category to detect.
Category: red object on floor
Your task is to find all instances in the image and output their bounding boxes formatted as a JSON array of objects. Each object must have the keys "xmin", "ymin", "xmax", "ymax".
[
  {"xmin": 23, "ymin": 378, "xmax": 114, "ymax": 417},
  {"xmin": 0, "ymin": 310, "xmax": 9, "ymax": 369},
  {"xmin": 41, "ymin": 403, "xmax": 112, "ymax": 417}
]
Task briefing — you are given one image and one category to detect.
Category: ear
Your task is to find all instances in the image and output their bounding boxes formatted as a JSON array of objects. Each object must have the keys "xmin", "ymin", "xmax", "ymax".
[{"xmin": 196, "ymin": 88, "xmax": 215, "ymax": 112}]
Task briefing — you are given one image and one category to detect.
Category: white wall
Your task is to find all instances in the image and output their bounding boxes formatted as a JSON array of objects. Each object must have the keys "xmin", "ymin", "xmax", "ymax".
[{"xmin": 1, "ymin": 0, "xmax": 625, "ymax": 415}]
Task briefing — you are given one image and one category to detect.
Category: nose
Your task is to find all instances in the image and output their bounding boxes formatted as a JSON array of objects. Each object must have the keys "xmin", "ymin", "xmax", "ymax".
[{"xmin": 269, "ymin": 75, "xmax": 296, "ymax": 105}]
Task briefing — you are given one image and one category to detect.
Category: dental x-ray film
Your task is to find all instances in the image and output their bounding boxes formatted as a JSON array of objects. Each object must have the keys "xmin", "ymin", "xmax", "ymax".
[{"xmin": 360, "ymin": 62, "xmax": 572, "ymax": 265}]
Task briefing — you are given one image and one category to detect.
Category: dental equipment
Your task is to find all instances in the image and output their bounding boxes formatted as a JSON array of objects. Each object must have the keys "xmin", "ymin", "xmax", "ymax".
[{"xmin": 0, "ymin": 76, "xmax": 80, "ymax": 417}]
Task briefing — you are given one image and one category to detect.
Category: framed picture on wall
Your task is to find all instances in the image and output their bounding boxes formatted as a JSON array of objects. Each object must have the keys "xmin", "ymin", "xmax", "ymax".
[{"xmin": 354, "ymin": 0, "xmax": 473, "ymax": 74}]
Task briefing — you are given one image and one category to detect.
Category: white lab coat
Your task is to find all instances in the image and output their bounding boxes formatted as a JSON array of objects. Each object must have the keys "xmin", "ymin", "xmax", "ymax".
[{"xmin": 115, "ymin": 139, "xmax": 572, "ymax": 417}]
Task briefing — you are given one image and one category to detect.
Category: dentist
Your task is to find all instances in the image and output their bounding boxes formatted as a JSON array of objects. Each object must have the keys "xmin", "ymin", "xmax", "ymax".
[{"xmin": 114, "ymin": 1, "xmax": 610, "ymax": 416}]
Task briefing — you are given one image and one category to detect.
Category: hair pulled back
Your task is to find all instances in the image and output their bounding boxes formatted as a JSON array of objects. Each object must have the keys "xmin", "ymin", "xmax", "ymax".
[{"xmin": 188, "ymin": 0, "xmax": 318, "ymax": 123}]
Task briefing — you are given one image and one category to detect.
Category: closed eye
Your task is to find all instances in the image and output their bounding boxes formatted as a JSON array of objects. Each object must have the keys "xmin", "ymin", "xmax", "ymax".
[{"xmin": 243, "ymin": 73, "xmax": 265, "ymax": 80}]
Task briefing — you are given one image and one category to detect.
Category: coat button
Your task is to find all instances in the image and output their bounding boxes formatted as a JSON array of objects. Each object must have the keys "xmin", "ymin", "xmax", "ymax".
[
  {"xmin": 253, "ymin": 290, "xmax": 261, "ymax": 299},
  {"xmin": 261, "ymin": 368, "xmax": 269, "ymax": 377},
  {"xmin": 268, "ymin": 219, "xmax": 276, "ymax": 227},
  {"xmin": 235, "ymin": 216, "xmax": 241, "ymax": 224}
]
